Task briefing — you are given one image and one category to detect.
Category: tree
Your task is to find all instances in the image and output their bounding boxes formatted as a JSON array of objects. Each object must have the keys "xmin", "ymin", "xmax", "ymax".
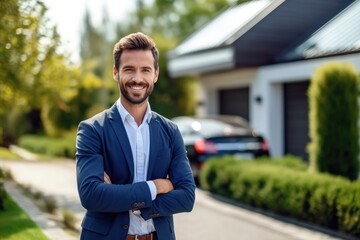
[
  {"xmin": 79, "ymin": 8, "xmax": 117, "ymax": 109},
  {"xmin": 0, "ymin": 0, "xmax": 101, "ymax": 141},
  {"xmin": 0, "ymin": 0, "xmax": 63, "ymax": 142},
  {"xmin": 308, "ymin": 63, "xmax": 360, "ymax": 180}
]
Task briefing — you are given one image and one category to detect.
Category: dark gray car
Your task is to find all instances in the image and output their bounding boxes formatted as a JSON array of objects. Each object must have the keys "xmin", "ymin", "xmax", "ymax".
[{"xmin": 172, "ymin": 115, "xmax": 270, "ymax": 178}]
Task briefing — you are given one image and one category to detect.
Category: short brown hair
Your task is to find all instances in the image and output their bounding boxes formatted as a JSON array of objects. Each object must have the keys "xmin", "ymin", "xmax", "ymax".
[{"xmin": 113, "ymin": 32, "xmax": 159, "ymax": 71}]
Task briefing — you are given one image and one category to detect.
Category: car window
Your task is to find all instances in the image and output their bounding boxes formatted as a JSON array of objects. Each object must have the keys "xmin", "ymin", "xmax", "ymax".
[{"xmin": 173, "ymin": 116, "xmax": 252, "ymax": 137}]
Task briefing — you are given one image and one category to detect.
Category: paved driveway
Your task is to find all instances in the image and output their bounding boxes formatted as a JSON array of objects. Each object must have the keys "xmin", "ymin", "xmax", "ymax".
[{"xmin": 1, "ymin": 159, "xmax": 344, "ymax": 240}]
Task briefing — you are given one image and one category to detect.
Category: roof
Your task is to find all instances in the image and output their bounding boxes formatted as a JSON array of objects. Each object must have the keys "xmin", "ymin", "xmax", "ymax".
[
  {"xmin": 167, "ymin": 0, "xmax": 354, "ymax": 77},
  {"xmin": 277, "ymin": 0, "xmax": 360, "ymax": 61},
  {"xmin": 168, "ymin": 0, "xmax": 274, "ymax": 57}
]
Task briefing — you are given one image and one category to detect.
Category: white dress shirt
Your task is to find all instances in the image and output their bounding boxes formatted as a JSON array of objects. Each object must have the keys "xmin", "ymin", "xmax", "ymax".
[{"xmin": 116, "ymin": 99, "xmax": 157, "ymax": 235}]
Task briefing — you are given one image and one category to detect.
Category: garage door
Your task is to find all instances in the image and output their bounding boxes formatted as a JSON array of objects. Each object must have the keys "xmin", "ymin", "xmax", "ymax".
[
  {"xmin": 219, "ymin": 87, "xmax": 249, "ymax": 120},
  {"xmin": 284, "ymin": 81, "xmax": 310, "ymax": 161}
]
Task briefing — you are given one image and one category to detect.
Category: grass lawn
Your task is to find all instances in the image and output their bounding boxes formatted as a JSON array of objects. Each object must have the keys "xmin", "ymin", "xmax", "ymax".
[
  {"xmin": 0, "ymin": 147, "xmax": 20, "ymax": 160},
  {"xmin": 0, "ymin": 193, "xmax": 48, "ymax": 240}
]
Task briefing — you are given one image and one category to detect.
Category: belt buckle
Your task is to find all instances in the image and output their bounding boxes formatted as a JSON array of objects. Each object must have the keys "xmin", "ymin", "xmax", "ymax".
[{"xmin": 134, "ymin": 235, "xmax": 139, "ymax": 240}]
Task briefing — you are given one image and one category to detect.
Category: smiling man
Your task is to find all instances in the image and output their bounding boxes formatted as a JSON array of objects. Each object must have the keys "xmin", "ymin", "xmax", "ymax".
[{"xmin": 76, "ymin": 32, "xmax": 195, "ymax": 240}]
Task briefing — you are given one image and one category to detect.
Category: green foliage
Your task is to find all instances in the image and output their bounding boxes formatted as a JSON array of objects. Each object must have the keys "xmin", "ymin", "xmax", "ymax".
[
  {"xmin": 308, "ymin": 63, "xmax": 360, "ymax": 180},
  {"xmin": 42, "ymin": 195, "xmax": 57, "ymax": 214},
  {"xmin": 0, "ymin": 194, "xmax": 48, "ymax": 240},
  {"xmin": 200, "ymin": 156, "xmax": 360, "ymax": 237},
  {"xmin": 336, "ymin": 185, "xmax": 360, "ymax": 235},
  {"xmin": 3, "ymin": 105, "xmax": 32, "ymax": 142},
  {"xmin": 149, "ymin": 34, "xmax": 196, "ymax": 118},
  {"xmin": 0, "ymin": 0, "xmax": 97, "ymax": 140},
  {"xmin": 19, "ymin": 134, "xmax": 76, "ymax": 159},
  {"xmin": 80, "ymin": 9, "xmax": 115, "ymax": 107},
  {"xmin": 0, "ymin": 168, "xmax": 4, "ymax": 210},
  {"xmin": 255, "ymin": 155, "xmax": 308, "ymax": 171},
  {"xmin": 62, "ymin": 209, "xmax": 77, "ymax": 230},
  {"xmin": 136, "ymin": 0, "xmax": 231, "ymax": 40},
  {"xmin": 0, "ymin": 0, "xmax": 64, "ymax": 110}
]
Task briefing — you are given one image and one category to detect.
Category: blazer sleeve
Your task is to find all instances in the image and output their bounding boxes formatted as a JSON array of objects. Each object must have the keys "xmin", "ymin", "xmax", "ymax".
[
  {"xmin": 141, "ymin": 125, "xmax": 196, "ymax": 220},
  {"xmin": 76, "ymin": 120, "xmax": 153, "ymax": 213}
]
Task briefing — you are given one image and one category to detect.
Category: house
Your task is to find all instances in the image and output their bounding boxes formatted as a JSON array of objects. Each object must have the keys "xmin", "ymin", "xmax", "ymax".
[{"xmin": 167, "ymin": 0, "xmax": 360, "ymax": 160}]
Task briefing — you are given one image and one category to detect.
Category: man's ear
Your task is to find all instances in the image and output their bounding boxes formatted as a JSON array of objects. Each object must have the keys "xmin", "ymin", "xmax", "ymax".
[
  {"xmin": 113, "ymin": 66, "xmax": 119, "ymax": 81},
  {"xmin": 154, "ymin": 67, "xmax": 159, "ymax": 83}
]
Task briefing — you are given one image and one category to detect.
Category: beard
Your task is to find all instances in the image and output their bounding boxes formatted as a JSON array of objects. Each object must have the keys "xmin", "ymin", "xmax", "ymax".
[{"xmin": 119, "ymin": 80, "xmax": 154, "ymax": 105}]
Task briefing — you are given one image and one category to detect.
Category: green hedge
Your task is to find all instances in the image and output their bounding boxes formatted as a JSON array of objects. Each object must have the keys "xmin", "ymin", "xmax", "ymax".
[
  {"xmin": 199, "ymin": 156, "xmax": 360, "ymax": 237},
  {"xmin": 19, "ymin": 134, "xmax": 76, "ymax": 159}
]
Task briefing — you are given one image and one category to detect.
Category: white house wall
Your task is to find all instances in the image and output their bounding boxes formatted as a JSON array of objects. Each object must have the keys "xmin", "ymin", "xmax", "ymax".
[
  {"xmin": 197, "ymin": 68, "xmax": 257, "ymax": 115},
  {"xmin": 196, "ymin": 53, "xmax": 360, "ymax": 158},
  {"xmin": 255, "ymin": 53, "xmax": 360, "ymax": 157}
]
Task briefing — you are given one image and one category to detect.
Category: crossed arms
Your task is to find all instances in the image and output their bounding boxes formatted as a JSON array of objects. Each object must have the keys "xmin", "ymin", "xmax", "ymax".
[
  {"xmin": 76, "ymin": 120, "xmax": 195, "ymax": 219},
  {"xmin": 104, "ymin": 172, "xmax": 174, "ymax": 195}
]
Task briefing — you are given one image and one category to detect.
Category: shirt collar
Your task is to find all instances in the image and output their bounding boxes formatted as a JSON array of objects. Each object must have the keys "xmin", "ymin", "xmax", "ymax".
[{"xmin": 116, "ymin": 99, "xmax": 152, "ymax": 124}]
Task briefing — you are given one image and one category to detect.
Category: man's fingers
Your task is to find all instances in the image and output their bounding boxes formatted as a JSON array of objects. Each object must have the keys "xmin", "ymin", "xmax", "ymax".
[
  {"xmin": 153, "ymin": 179, "xmax": 173, "ymax": 194},
  {"xmin": 166, "ymin": 179, "xmax": 174, "ymax": 191},
  {"xmin": 104, "ymin": 172, "xmax": 112, "ymax": 184}
]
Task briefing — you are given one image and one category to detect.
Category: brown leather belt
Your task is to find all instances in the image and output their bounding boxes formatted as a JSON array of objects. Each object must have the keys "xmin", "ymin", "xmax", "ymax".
[{"xmin": 126, "ymin": 232, "xmax": 156, "ymax": 240}]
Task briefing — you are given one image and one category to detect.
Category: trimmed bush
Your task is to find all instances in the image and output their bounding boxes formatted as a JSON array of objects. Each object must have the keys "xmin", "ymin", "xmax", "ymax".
[
  {"xmin": 337, "ymin": 184, "xmax": 360, "ymax": 236},
  {"xmin": 256, "ymin": 155, "xmax": 308, "ymax": 171},
  {"xmin": 308, "ymin": 63, "xmax": 360, "ymax": 180},
  {"xmin": 200, "ymin": 156, "xmax": 360, "ymax": 237}
]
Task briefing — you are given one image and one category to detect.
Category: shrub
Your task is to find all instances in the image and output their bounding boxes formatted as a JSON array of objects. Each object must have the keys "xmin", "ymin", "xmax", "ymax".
[
  {"xmin": 336, "ymin": 184, "xmax": 360, "ymax": 236},
  {"xmin": 19, "ymin": 134, "xmax": 76, "ymax": 159},
  {"xmin": 62, "ymin": 208, "xmax": 77, "ymax": 230},
  {"xmin": 308, "ymin": 63, "xmax": 360, "ymax": 180},
  {"xmin": 42, "ymin": 195, "xmax": 58, "ymax": 214},
  {"xmin": 199, "ymin": 156, "xmax": 360, "ymax": 237},
  {"xmin": 2, "ymin": 106, "xmax": 32, "ymax": 145},
  {"xmin": 256, "ymin": 155, "xmax": 308, "ymax": 171}
]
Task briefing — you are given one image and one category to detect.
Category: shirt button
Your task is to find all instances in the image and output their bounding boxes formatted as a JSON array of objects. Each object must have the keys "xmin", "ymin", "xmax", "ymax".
[{"xmin": 122, "ymin": 224, "xmax": 128, "ymax": 230}]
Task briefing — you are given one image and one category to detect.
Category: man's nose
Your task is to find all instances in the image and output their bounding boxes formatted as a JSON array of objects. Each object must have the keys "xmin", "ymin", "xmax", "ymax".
[{"xmin": 132, "ymin": 70, "xmax": 142, "ymax": 81}]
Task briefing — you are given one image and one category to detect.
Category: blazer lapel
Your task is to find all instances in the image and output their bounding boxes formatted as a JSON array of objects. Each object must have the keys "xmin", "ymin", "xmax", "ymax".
[
  {"xmin": 147, "ymin": 114, "xmax": 159, "ymax": 180},
  {"xmin": 108, "ymin": 104, "xmax": 134, "ymax": 180}
]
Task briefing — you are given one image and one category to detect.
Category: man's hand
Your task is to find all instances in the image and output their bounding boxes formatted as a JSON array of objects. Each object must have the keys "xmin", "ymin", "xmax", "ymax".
[
  {"xmin": 104, "ymin": 172, "xmax": 111, "ymax": 184},
  {"xmin": 153, "ymin": 179, "xmax": 174, "ymax": 194}
]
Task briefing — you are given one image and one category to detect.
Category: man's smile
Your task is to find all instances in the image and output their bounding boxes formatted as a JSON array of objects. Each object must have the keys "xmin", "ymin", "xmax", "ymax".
[{"xmin": 129, "ymin": 85, "xmax": 146, "ymax": 90}]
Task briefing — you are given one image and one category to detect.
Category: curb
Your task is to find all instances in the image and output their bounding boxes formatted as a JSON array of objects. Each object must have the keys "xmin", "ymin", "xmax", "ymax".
[
  {"xmin": 9, "ymin": 145, "xmax": 38, "ymax": 161},
  {"xmin": 5, "ymin": 181, "xmax": 77, "ymax": 240}
]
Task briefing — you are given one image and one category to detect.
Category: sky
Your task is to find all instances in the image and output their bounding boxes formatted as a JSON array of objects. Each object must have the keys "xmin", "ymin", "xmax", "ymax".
[{"xmin": 42, "ymin": 0, "xmax": 136, "ymax": 64}]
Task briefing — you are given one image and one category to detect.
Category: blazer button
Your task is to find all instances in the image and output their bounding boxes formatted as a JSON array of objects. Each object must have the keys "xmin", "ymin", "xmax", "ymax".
[{"xmin": 122, "ymin": 224, "xmax": 128, "ymax": 230}]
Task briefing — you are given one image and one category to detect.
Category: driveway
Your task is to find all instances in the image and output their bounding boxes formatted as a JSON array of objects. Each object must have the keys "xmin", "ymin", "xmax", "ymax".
[{"xmin": 1, "ymin": 159, "xmax": 345, "ymax": 240}]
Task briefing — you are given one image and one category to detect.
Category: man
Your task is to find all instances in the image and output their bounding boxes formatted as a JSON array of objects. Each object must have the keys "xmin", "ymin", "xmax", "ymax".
[{"xmin": 76, "ymin": 32, "xmax": 196, "ymax": 240}]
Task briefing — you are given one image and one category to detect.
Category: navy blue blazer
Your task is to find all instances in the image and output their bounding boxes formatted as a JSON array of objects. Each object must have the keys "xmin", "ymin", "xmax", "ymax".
[{"xmin": 76, "ymin": 103, "xmax": 196, "ymax": 240}]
